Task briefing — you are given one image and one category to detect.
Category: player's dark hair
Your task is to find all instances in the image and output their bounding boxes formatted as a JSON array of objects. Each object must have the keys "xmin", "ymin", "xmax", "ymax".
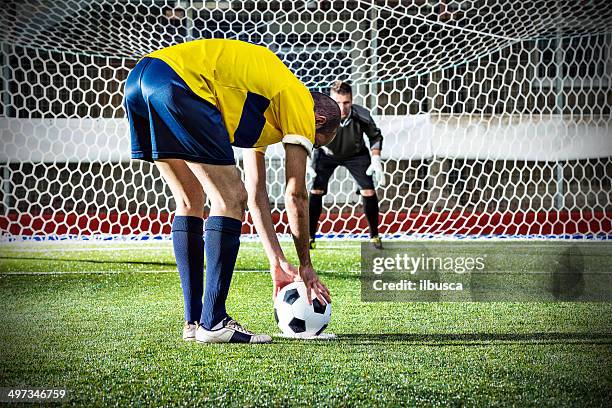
[
  {"xmin": 311, "ymin": 91, "xmax": 341, "ymax": 136},
  {"xmin": 330, "ymin": 80, "xmax": 352, "ymax": 96}
]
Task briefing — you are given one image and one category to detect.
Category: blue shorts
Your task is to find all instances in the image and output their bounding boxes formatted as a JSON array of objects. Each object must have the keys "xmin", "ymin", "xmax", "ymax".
[{"xmin": 124, "ymin": 57, "xmax": 235, "ymax": 165}]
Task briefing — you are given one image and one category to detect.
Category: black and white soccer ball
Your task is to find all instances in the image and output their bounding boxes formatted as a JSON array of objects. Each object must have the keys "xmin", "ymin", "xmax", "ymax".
[{"xmin": 274, "ymin": 281, "xmax": 331, "ymax": 338}]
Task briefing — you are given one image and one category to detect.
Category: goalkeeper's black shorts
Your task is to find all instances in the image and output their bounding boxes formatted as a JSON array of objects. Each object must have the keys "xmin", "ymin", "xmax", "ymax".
[{"xmin": 311, "ymin": 148, "xmax": 375, "ymax": 194}]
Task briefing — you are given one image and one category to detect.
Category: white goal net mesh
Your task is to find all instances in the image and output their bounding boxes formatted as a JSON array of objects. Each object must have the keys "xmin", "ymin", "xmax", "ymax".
[{"xmin": 1, "ymin": 0, "xmax": 611, "ymax": 240}]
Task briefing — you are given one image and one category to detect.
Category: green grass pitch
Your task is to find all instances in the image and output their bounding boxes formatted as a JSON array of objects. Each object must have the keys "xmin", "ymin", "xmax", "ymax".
[{"xmin": 0, "ymin": 241, "xmax": 610, "ymax": 407}]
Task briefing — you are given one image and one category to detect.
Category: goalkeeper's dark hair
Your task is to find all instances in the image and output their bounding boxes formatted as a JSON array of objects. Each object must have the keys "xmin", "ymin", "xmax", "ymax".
[
  {"xmin": 311, "ymin": 91, "xmax": 341, "ymax": 136},
  {"xmin": 330, "ymin": 80, "xmax": 352, "ymax": 96}
]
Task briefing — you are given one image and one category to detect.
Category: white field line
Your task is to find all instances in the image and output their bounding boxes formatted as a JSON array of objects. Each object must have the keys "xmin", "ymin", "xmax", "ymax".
[
  {"xmin": 0, "ymin": 246, "xmax": 173, "ymax": 253},
  {"xmin": 0, "ymin": 245, "xmax": 360, "ymax": 253},
  {"xmin": 0, "ymin": 242, "xmax": 595, "ymax": 254}
]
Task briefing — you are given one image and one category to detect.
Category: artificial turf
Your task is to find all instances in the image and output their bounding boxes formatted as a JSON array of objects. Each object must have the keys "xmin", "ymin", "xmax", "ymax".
[{"xmin": 0, "ymin": 241, "xmax": 610, "ymax": 407}]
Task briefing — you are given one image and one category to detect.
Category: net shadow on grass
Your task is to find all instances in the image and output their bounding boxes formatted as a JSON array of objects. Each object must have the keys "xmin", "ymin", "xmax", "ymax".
[{"xmin": 337, "ymin": 332, "xmax": 612, "ymax": 346}]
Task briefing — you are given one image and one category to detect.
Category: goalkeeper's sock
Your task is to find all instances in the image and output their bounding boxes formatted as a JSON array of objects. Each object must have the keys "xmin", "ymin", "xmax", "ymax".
[
  {"xmin": 172, "ymin": 216, "xmax": 205, "ymax": 323},
  {"xmin": 362, "ymin": 194, "xmax": 380, "ymax": 238},
  {"xmin": 309, "ymin": 193, "xmax": 324, "ymax": 239},
  {"xmin": 200, "ymin": 216, "xmax": 242, "ymax": 330}
]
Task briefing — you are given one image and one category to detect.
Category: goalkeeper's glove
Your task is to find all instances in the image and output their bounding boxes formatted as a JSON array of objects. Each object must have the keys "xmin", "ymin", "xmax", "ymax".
[{"xmin": 366, "ymin": 155, "xmax": 386, "ymax": 187}]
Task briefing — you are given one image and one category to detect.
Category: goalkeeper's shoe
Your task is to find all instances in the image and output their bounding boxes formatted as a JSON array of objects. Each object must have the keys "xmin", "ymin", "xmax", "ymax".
[
  {"xmin": 370, "ymin": 236, "xmax": 384, "ymax": 250},
  {"xmin": 195, "ymin": 317, "xmax": 272, "ymax": 344},
  {"xmin": 309, "ymin": 238, "xmax": 317, "ymax": 250},
  {"xmin": 183, "ymin": 321, "xmax": 197, "ymax": 341}
]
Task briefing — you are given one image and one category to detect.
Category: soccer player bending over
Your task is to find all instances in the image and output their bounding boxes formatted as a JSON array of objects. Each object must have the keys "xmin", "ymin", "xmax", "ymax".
[
  {"xmin": 124, "ymin": 39, "xmax": 339, "ymax": 344},
  {"xmin": 309, "ymin": 80, "xmax": 386, "ymax": 250}
]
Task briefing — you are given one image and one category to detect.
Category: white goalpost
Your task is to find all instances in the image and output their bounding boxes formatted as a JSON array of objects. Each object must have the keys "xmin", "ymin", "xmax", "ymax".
[{"xmin": 0, "ymin": 0, "xmax": 610, "ymax": 240}]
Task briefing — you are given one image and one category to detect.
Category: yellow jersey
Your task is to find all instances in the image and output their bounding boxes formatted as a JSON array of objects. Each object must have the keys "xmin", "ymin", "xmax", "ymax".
[{"xmin": 146, "ymin": 39, "xmax": 315, "ymax": 153}]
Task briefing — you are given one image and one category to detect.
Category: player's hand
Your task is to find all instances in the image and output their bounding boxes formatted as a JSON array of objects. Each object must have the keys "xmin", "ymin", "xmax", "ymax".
[
  {"xmin": 366, "ymin": 155, "xmax": 386, "ymax": 187},
  {"xmin": 271, "ymin": 258, "xmax": 299, "ymax": 300},
  {"xmin": 297, "ymin": 264, "xmax": 331, "ymax": 305}
]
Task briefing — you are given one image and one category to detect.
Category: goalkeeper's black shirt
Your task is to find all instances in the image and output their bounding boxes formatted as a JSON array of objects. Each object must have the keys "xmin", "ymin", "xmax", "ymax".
[{"xmin": 320, "ymin": 104, "xmax": 383, "ymax": 160}]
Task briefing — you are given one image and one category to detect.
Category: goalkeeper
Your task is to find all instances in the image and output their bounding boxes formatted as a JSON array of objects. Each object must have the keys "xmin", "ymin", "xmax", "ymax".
[
  {"xmin": 309, "ymin": 81, "xmax": 385, "ymax": 250},
  {"xmin": 124, "ymin": 39, "xmax": 339, "ymax": 344}
]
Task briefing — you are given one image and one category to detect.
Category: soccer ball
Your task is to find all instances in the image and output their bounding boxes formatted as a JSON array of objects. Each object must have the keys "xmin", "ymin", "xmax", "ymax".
[{"xmin": 274, "ymin": 281, "xmax": 331, "ymax": 338}]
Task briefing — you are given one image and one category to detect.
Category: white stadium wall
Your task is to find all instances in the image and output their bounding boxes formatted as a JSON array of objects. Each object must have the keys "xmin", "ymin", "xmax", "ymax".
[{"xmin": 2, "ymin": 115, "xmax": 611, "ymax": 163}]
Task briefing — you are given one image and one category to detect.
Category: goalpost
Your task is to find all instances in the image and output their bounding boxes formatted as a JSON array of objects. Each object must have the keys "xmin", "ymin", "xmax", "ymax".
[{"xmin": 0, "ymin": 0, "xmax": 610, "ymax": 240}]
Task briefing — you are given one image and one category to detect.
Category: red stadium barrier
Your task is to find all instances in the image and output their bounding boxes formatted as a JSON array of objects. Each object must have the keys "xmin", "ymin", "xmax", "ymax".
[{"xmin": 1, "ymin": 210, "xmax": 610, "ymax": 237}]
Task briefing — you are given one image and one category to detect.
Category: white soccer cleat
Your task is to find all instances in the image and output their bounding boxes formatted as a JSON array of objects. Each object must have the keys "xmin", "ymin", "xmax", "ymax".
[
  {"xmin": 183, "ymin": 321, "xmax": 197, "ymax": 341},
  {"xmin": 195, "ymin": 317, "xmax": 272, "ymax": 344}
]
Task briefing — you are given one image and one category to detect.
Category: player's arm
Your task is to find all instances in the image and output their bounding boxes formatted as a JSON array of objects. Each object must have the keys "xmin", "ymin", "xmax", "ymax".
[
  {"xmin": 357, "ymin": 106, "xmax": 385, "ymax": 185},
  {"xmin": 284, "ymin": 143, "xmax": 331, "ymax": 304},
  {"xmin": 243, "ymin": 148, "xmax": 298, "ymax": 299},
  {"xmin": 359, "ymin": 107, "xmax": 384, "ymax": 154}
]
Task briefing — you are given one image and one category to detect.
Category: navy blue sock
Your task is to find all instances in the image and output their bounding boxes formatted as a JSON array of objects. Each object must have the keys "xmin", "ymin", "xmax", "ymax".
[
  {"xmin": 172, "ymin": 216, "xmax": 204, "ymax": 323},
  {"xmin": 200, "ymin": 216, "xmax": 242, "ymax": 329}
]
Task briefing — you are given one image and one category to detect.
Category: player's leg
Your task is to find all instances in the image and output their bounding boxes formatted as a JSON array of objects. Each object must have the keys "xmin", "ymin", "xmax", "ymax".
[
  {"xmin": 155, "ymin": 159, "xmax": 206, "ymax": 341},
  {"xmin": 308, "ymin": 190, "xmax": 324, "ymax": 249},
  {"xmin": 186, "ymin": 162, "xmax": 271, "ymax": 343},
  {"xmin": 186, "ymin": 161, "xmax": 245, "ymax": 329},
  {"xmin": 309, "ymin": 151, "xmax": 338, "ymax": 249},
  {"xmin": 344, "ymin": 151, "xmax": 383, "ymax": 249},
  {"xmin": 125, "ymin": 58, "xmax": 205, "ymax": 340},
  {"xmin": 360, "ymin": 189, "xmax": 382, "ymax": 249}
]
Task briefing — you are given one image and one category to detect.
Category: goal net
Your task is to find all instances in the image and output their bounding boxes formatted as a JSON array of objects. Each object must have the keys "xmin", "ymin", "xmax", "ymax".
[{"xmin": 1, "ymin": 0, "xmax": 611, "ymax": 240}]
